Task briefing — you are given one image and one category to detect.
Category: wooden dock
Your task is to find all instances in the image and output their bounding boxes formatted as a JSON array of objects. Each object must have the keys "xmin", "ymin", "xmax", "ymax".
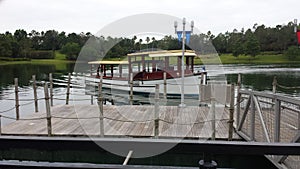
[{"xmin": 2, "ymin": 105, "xmax": 240, "ymax": 140}]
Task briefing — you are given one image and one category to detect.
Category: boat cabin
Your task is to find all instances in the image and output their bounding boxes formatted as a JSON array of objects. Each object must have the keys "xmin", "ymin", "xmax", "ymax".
[{"xmin": 88, "ymin": 50, "xmax": 205, "ymax": 81}]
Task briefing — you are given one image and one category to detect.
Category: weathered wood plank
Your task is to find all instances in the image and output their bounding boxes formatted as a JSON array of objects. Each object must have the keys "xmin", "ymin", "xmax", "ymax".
[{"xmin": 2, "ymin": 105, "xmax": 240, "ymax": 140}]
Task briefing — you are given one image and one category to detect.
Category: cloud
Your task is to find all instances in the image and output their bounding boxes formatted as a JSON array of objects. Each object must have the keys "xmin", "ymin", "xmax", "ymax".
[{"xmin": 0, "ymin": 0, "xmax": 299, "ymax": 35}]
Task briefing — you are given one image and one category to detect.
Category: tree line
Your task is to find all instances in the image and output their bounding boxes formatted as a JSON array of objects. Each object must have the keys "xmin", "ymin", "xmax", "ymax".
[{"xmin": 0, "ymin": 21, "xmax": 299, "ymax": 61}]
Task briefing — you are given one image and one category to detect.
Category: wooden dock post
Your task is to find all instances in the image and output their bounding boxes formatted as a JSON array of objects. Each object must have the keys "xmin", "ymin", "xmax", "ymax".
[
  {"xmin": 49, "ymin": 73, "xmax": 54, "ymax": 106},
  {"xmin": 250, "ymin": 92, "xmax": 255, "ymax": 141},
  {"xmin": 44, "ymin": 83, "xmax": 52, "ymax": 136},
  {"xmin": 91, "ymin": 95, "xmax": 94, "ymax": 105},
  {"xmin": 66, "ymin": 73, "xmax": 71, "ymax": 105},
  {"xmin": 0, "ymin": 115, "xmax": 2, "ymax": 135},
  {"xmin": 228, "ymin": 84, "xmax": 235, "ymax": 141},
  {"xmin": 274, "ymin": 97, "xmax": 281, "ymax": 142},
  {"xmin": 129, "ymin": 73, "xmax": 133, "ymax": 105},
  {"xmin": 211, "ymin": 97, "xmax": 216, "ymax": 140},
  {"xmin": 272, "ymin": 76, "xmax": 277, "ymax": 94},
  {"xmin": 236, "ymin": 74, "xmax": 241, "ymax": 127},
  {"xmin": 32, "ymin": 75, "xmax": 38, "ymax": 112},
  {"xmin": 98, "ymin": 74, "xmax": 104, "ymax": 137},
  {"xmin": 154, "ymin": 84, "xmax": 160, "ymax": 138},
  {"xmin": 163, "ymin": 72, "xmax": 167, "ymax": 99},
  {"xmin": 14, "ymin": 78, "xmax": 20, "ymax": 120}
]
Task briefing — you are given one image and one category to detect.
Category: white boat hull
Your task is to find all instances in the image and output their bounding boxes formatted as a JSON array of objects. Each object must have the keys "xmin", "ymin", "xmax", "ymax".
[{"xmin": 85, "ymin": 74, "xmax": 205, "ymax": 98}]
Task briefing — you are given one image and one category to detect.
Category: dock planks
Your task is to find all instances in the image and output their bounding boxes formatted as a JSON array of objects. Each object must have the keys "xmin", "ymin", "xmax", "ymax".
[{"xmin": 2, "ymin": 105, "xmax": 240, "ymax": 140}]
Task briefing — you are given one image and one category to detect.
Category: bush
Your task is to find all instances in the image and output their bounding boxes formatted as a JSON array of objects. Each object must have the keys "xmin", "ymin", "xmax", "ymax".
[
  {"xmin": 29, "ymin": 51, "xmax": 54, "ymax": 59},
  {"xmin": 0, "ymin": 57, "xmax": 30, "ymax": 61},
  {"xmin": 285, "ymin": 46, "xmax": 300, "ymax": 60}
]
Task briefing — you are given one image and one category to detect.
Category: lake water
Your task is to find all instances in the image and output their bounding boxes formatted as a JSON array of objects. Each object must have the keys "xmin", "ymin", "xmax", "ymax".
[{"xmin": 0, "ymin": 62, "xmax": 299, "ymax": 168}]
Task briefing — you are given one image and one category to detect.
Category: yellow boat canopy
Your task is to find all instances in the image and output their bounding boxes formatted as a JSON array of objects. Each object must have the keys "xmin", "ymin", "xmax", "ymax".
[
  {"xmin": 88, "ymin": 60, "xmax": 129, "ymax": 65},
  {"xmin": 127, "ymin": 50, "xmax": 197, "ymax": 58}
]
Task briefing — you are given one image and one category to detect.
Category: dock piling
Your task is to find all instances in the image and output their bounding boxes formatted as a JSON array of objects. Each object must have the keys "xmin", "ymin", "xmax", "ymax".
[
  {"xmin": 129, "ymin": 73, "xmax": 133, "ymax": 105},
  {"xmin": 250, "ymin": 92, "xmax": 255, "ymax": 141},
  {"xmin": 44, "ymin": 83, "xmax": 52, "ymax": 136},
  {"xmin": 66, "ymin": 73, "xmax": 71, "ymax": 105},
  {"xmin": 14, "ymin": 78, "xmax": 20, "ymax": 120},
  {"xmin": 32, "ymin": 75, "xmax": 38, "ymax": 112},
  {"xmin": 211, "ymin": 97, "xmax": 216, "ymax": 140},
  {"xmin": 272, "ymin": 76, "xmax": 277, "ymax": 94},
  {"xmin": 0, "ymin": 115, "xmax": 2, "ymax": 135},
  {"xmin": 236, "ymin": 74, "xmax": 241, "ymax": 127},
  {"xmin": 274, "ymin": 97, "xmax": 281, "ymax": 142},
  {"xmin": 154, "ymin": 84, "xmax": 160, "ymax": 138},
  {"xmin": 163, "ymin": 72, "xmax": 167, "ymax": 99},
  {"xmin": 98, "ymin": 74, "xmax": 104, "ymax": 137},
  {"xmin": 49, "ymin": 73, "xmax": 54, "ymax": 106},
  {"xmin": 228, "ymin": 84, "xmax": 235, "ymax": 141}
]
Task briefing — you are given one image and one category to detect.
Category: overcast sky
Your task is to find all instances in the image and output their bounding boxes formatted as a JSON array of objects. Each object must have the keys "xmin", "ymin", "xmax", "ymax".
[{"xmin": 0, "ymin": 0, "xmax": 299, "ymax": 35}]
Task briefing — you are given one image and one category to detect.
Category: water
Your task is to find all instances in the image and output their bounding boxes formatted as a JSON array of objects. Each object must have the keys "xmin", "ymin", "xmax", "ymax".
[{"xmin": 0, "ymin": 62, "xmax": 299, "ymax": 168}]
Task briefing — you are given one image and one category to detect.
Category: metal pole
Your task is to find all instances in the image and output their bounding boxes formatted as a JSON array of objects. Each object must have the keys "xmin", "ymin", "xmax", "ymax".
[
  {"xmin": 123, "ymin": 150, "xmax": 133, "ymax": 165},
  {"xmin": 179, "ymin": 18, "xmax": 186, "ymax": 108}
]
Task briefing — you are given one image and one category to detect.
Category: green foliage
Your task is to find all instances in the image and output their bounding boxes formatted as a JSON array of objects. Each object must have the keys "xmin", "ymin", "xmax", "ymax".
[
  {"xmin": 244, "ymin": 34, "xmax": 260, "ymax": 57},
  {"xmin": 29, "ymin": 51, "xmax": 54, "ymax": 59},
  {"xmin": 285, "ymin": 46, "xmax": 300, "ymax": 60},
  {"xmin": 0, "ymin": 57, "xmax": 30, "ymax": 61},
  {"xmin": 61, "ymin": 42, "xmax": 81, "ymax": 60}
]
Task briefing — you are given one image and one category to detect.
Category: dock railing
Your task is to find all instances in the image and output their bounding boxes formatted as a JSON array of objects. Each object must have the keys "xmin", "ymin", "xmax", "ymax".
[{"xmin": 0, "ymin": 72, "xmax": 235, "ymax": 141}]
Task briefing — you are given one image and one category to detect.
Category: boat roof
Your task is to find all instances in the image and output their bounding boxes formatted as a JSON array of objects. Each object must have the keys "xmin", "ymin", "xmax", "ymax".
[
  {"xmin": 88, "ymin": 60, "xmax": 129, "ymax": 65},
  {"xmin": 127, "ymin": 50, "xmax": 197, "ymax": 58}
]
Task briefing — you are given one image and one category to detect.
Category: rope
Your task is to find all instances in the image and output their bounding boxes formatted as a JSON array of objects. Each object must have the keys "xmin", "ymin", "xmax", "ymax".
[
  {"xmin": 160, "ymin": 118, "xmax": 229, "ymax": 125},
  {"xmin": 277, "ymin": 83, "xmax": 300, "ymax": 90},
  {"xmin": 52, "ymin": 97, "xmax": 91, "ymax": 101},
  {"xmin": 0, "ymin": 107, "xmax": 15, "ymax": 114},
  {"xmin": 19, "ymin": 101, "xmax": 35, "ymax": 106},
  {"xmin": 167, "ymin": 83, "xmax": 199, "ymax": 86},
  {"xmin": 104, "ymin": 116, "xmax": 153, "ymax": 123}
]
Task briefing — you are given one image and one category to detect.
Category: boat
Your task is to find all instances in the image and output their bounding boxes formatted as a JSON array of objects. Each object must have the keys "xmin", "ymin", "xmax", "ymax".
[{"xmin": 86, "ymin": 50, "xmax": 207, "ymax": 98}]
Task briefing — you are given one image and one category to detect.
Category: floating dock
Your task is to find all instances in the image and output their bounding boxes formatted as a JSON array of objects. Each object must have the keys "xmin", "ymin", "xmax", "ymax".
[{"xmin": 2, "ymin": 105, "xmax": 240, "ymax": 139}]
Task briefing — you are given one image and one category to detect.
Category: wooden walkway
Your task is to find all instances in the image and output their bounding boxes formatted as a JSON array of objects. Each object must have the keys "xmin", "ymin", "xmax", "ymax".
[{"xmin": 2, "ymin": 105, "xmax": 240, "ymax": 139}]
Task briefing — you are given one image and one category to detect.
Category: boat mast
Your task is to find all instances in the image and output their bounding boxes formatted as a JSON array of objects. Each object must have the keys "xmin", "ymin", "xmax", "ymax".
[{"xmin": 175, "ymin": 18, "xmax": 194, "ymax": 107}]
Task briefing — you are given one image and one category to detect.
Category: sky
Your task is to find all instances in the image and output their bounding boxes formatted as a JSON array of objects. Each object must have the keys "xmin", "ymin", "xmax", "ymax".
[{"xmin": 0, "ymin": 0, "xmax": 299, "ymax": 36}]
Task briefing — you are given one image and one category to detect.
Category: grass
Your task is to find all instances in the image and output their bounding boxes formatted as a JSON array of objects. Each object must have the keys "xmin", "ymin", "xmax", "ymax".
[
  {"xmin": 0, "ymin": 51, "xmax": 75, "ymax": 66},
  {"xmin": 1, "ymin": 52, "xmax": 300, "ymax": 66},
  {"xmin": 194, "ymin": 53, "xmax": 300, "ymax": 65}
]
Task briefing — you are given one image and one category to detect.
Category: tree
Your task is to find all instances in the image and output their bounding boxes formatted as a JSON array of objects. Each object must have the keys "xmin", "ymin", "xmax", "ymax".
[
  {"xmin": 0, "ymin": 34, "xmax": 12, "ymax": 57},
  {"xmin": 139, "ymin": 39, "xmax": 143, "ymax": 50},
  {"xmin": 61, "ymin": 42, "xmax": 81, "ymax": 60},
  {"xmin": 244, "ymin": 34, "xmax": 260, "ymax": 57},
  {"xmin": 145, "ymin": 37, "xmax": 150, "ymax": 49},
  {"xmin": 13, "ymin": 29, "xmax": 31, "ymax": 57},
  {"xmin": 151, "ymin": 37, "xmax": 156, "ymax": 49}
]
